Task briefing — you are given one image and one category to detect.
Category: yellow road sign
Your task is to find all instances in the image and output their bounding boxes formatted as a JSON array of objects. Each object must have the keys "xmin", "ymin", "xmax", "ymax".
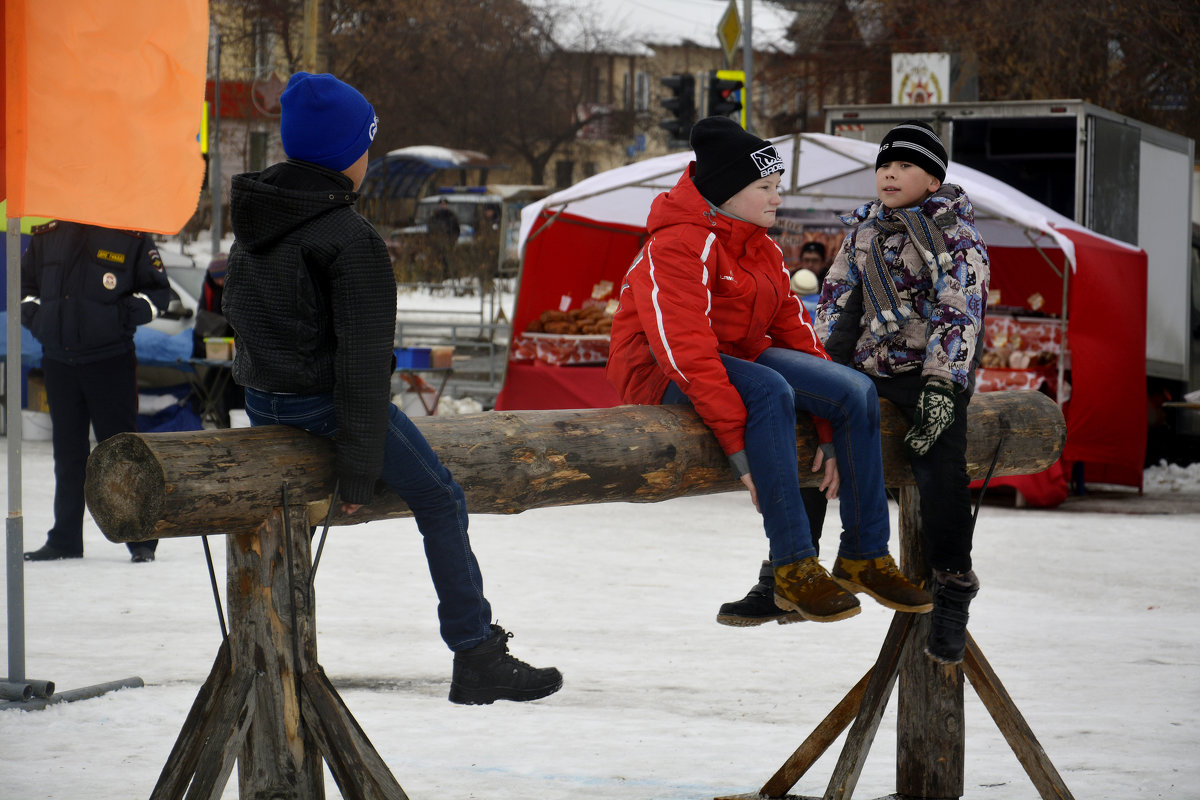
[{"xmin": 717, "ymin": 0, "xmax": 741, "ymax": 66}]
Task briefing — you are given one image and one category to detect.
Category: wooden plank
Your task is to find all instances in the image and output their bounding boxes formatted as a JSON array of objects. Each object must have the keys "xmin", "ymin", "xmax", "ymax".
[
  {"xmin": 963, "ymin": 634, "xmax": 1076, "ymax": 800},
  {"xmin": 86, "ymin": 391, "xmax": 1065, "ymax": 543},
  {"xmin": 301, "ymin": 667, "xmax": 410, "ymax": 800},
  {"xmin": 756, "ymin": 669, "xmax": 872, "ymax": 798},
  {"xmin": 182, "ymin": 670, "xmax": 257, "ymax": 800},
  {"xmin": 150, "ymin": 643, "xmax": 232, "ymax": 800},
  {"xmin": 822, "ymin": 613, "xmax": 913, "ymax": 800}
]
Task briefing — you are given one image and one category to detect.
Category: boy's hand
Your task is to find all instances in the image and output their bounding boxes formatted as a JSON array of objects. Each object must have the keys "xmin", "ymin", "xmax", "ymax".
[
  {"xmin": 812, "ymin": 447, "xmax": 840, "ymax": 499},
  {"xmin": 741, "ymin": 473, "xmax": 760, "ymax": 512},
  {"xmin": 903, "ymin": 377, "xmax": 957, "ymax": 457}
]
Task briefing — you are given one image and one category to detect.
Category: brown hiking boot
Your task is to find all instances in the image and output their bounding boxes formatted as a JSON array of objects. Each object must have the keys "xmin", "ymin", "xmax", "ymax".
[
  {"xmin": 832, "ymin": 554, "xmax": 933, "ymax": 613},
  {"xmin": 773, "ymin": 557, "xmax": 861, "ymax": 622}
]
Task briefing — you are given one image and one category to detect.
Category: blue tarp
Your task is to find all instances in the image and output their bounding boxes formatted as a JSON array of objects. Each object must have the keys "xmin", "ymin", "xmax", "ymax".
[{"xmin": 0, "ymin": 312, "xmax": 195, "ymax": 368}]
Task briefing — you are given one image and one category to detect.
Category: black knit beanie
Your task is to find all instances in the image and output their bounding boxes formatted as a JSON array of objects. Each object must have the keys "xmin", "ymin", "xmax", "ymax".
[
  {"xmin": 875, "ymin": 120, "xmax": 947, "ymax": 182},
  {"xmin": 690, "ymin": 116, "xmax": 785, "ymax": 206}
]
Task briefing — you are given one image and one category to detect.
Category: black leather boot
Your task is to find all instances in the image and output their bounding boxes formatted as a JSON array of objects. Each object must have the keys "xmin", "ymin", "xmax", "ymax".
[
  {"xmin": 925, "ymin": 569, "xmax": 980, "ymax": 664},
  {"xmin": 448, "ymin": 624, "xmax": 562, "ymax": 705},
  {"xmin": 716, "ymin": 561, "xmax": 805, "ymax": 626}
]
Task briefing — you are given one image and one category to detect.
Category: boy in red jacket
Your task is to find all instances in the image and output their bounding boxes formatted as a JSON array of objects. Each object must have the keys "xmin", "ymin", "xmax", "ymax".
[{"xmin": 607, "ymin": 117, "xmax": 929, "ymax": 623}]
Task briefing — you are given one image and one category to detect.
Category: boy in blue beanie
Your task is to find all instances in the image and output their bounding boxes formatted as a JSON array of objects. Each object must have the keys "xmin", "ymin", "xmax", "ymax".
[{"xmin": 223, "ymin": 72, "xmax": 561, "ymax": 704}]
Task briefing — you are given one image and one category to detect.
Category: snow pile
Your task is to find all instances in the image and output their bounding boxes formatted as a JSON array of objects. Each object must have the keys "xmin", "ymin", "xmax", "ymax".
[{"xmin": 1143, "ymin": 460, "xmax": 1200, "ymax": 494}]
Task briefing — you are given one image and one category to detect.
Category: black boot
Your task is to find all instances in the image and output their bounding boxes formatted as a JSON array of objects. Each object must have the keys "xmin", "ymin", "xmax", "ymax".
[
  {"xmin": 925, "ymin": 569, "xmax": 980, "ymax": 664},
  {"xmin": 449, "ymin": 624, "xmax": 562, "ymax": 705},
  {"xmin": 24, "ymin": 541, "xmax": 83, "ymax": 561},
  {"xmin": 716, "ymin": 561, "xmax": 805, "ymax": 627}
]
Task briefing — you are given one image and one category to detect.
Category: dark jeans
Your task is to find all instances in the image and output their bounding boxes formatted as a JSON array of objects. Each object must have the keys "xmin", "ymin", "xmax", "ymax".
[
  {"xmin": 663, "ymin": 348, "xmax": 892, "ymax": 566},
  {"xmin": 872, "ymin": 372, "xmax": 974, "ymax": 573},
  {"xmin": 43, "ymin": 351, "xmax": 153, "ymax": 556},
  {"xmin": 243, "ymin": 388, "xmax": 494, "ymax": 651}
]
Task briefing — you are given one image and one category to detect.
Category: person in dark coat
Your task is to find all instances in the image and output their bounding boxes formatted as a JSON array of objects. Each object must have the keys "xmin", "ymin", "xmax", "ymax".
[
  {"xmin": 222, "ymin": 71, "xmax": 561, "ymax": 705},
  {"xmin": 21, "ymin": 220, "xmax": 171, "ymax": 562}
]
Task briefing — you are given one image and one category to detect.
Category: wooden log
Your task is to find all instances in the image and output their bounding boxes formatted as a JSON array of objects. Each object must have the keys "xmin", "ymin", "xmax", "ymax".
[{"xmin": 85, "ymin": 390, "xmax": 1064, "ymax": 544}]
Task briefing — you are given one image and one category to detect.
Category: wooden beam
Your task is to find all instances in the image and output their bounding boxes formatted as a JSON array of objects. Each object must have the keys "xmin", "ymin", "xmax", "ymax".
[{"xmin": 85, "ymin": 391, "xmax": 1064, "ymax": 544}]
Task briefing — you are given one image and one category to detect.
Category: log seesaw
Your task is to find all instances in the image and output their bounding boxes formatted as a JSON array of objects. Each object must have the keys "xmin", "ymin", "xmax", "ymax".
[{"xmin": 84, "ymin": 389, "xmax": 1073, "ymax": 800}]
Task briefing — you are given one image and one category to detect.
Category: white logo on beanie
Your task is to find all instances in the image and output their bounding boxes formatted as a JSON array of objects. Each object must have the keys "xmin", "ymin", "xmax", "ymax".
[
  {"xmin": 369, "ymin": 115, "xmax": 378, "ymax": 143},
  {"xmin": 751, "ymin": 145, "xmax": 784, "ymax": 177}
]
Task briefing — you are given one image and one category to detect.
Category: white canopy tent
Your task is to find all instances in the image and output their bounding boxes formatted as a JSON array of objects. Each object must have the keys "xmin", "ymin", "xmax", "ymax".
[{"xmin": 519, "ymin": 133, "xmax": 1104, "ymax": 261}]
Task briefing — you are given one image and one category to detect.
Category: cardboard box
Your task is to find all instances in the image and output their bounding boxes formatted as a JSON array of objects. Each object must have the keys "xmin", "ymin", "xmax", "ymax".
[
  {"xmin": 394, "ymin": 347, "xmax": 431, "ymax": 369},
  {"xmin": 430, "ymin": 346, "xmax": 455, "ymax": 369},
  {"xmin": 204, "ymin": 337, "xmax": 235, "ymax": 361},
  {"xmin": 25, "ymin": 372, "xmax": 49, "ymax": 413}
]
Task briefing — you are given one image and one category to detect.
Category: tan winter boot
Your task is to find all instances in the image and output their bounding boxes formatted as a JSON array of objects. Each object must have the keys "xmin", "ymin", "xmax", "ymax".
[
  {"xmin": 773, "ymin": 557, "xmax": 861, "ymax": 622},
  {"xmin": 832, "ymin": 554, "xmax": 933, "ymax": 613}
]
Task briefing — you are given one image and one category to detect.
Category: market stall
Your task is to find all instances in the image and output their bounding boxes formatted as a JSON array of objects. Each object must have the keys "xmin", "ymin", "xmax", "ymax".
[{"xmin": 496, "ymin": 133, "xmax": 1148, "ymax": 505}]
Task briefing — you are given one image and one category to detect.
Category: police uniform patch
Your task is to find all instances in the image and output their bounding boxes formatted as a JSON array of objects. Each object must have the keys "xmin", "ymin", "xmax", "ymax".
[
  {"xmin": 97, "ymin": 249, "xmax": 127, "ymax": 264},
  {"xmin": 102, "ymin": 272, "xmax": 118, "ymax": 290},
  {"xmin": 148, "ymin": 249, "xmax": 164, "ymax": 270}
]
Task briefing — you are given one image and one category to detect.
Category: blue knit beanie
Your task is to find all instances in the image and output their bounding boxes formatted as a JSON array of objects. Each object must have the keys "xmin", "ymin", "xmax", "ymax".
[{"xmin": 280, "ymin": 72, "xmax": 378, "ymax": 171}]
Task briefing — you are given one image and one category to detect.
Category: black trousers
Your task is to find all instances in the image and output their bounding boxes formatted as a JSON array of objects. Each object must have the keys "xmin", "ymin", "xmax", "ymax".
[
  {"xmin": 43, "ymin": 351, "xmax": 154, "ymax": 555},
  {"xmin": 871, "ymin": 372, "xmax": 974, "ymax": 573}
]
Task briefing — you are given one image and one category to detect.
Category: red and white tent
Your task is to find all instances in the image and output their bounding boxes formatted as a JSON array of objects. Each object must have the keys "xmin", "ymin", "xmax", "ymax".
[{"xmin": 499, "ymin": 133, "xmax": 1148, "ymax": 504}]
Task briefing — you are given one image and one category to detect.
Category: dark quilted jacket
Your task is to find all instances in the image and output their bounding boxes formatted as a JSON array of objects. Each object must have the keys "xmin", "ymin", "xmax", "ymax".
[{"xmin": 223, "ymin": 160, "xmax": 397, "ymax": 504}]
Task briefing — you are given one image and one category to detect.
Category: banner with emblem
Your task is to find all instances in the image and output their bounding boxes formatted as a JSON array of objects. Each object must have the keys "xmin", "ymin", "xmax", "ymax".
[{"xmin": 3, "ymin": 0, "xmax": 208, "ymax": 233}]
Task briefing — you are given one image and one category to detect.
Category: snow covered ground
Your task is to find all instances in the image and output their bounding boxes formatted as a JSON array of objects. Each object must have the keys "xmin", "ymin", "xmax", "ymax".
[
  {"xmin": 2, "ymin": 443, "xmax": 1198, "ymax": 799},
  {"xmin": 2, "ymin": 265, "xmax": 1198, "ymax": 799}
]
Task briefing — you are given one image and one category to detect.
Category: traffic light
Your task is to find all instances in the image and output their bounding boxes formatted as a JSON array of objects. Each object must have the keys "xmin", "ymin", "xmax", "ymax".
[
  {"xmin": 659, "ymin": 74, "xmax": 696, "ymax": 147},
  {"xmin": 708, "ymin": 69, "xmax": 744, "ymax": 124}
]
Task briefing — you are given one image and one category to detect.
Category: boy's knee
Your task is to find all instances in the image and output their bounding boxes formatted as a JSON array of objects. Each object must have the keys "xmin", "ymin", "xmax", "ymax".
[{"xmin": 840, "ymin": 371, "xmax": 879, "ymax": 424}]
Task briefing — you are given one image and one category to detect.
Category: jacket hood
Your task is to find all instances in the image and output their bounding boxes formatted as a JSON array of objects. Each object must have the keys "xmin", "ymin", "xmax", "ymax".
[
  {"xmin": 647, "ymin": 165, "xmax": 770, "ymax": 254},
  {"xmin": 840, "ymin": 183, "xmax": 976, "ymax": 232},
  {"xmin": 229, "ymin": 160, "xmax": 358, "ymax": 252}
]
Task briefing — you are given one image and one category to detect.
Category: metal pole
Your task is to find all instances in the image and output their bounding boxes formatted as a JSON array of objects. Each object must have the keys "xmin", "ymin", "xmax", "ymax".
[
  {"xmin": 6, "ymin": 221, "xmax": 26, "ymax": 686},
  {"xmin": 742, "ymin": 0, "xmax": 753, "ymax": 133},
  {"xmin": 211, "ymin": 33, "xmax": 223, "ymax": 256}
]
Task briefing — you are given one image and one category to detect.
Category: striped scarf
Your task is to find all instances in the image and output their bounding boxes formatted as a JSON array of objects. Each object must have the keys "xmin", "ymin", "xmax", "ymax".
[{"xmin": 862, "ymin": 206, "xmax": 953, "ymax": 334}]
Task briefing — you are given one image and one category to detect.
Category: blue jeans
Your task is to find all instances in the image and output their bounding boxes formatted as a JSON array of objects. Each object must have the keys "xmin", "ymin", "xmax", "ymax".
[
  {"xmin": 244, "ymin": 389, "xmax": 494, "ymax": 651},
  {"xmin": 663, "ymin": 348, "xmax": 891, "ymax": 566}
]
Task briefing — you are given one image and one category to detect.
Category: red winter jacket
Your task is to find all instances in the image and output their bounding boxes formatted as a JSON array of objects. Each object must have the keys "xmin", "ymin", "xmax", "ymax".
[{"xmin": 607, "ymin": 166, "xmax": 833, "ymax": 457}]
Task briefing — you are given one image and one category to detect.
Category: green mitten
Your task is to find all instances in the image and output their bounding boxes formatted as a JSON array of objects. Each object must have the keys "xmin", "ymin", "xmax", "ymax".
[{"xmin": 903, "ymin": 377, "xmax": 956, "ymax": 457}]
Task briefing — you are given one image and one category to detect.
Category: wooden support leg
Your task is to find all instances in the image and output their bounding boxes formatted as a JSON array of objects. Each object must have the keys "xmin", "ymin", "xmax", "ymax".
[
  {"xmin": 822, "ymin": 612, "xmax": 914, "ymax": 800},
  {"xmin": 148, "ymin": 640, "xmax": 258, "ymax": 800},
  {"xmin": 148, "ymin": 504, "xmax": 413, "ymax": 800},
  {"xmin": 756, "ymin": 669, "xmax": 873, "ymax": 798},
  {"xmin": 897, "ymin": 485, "xmax": 966, "ymax": 799},
  {"xmin": 228, "ymin": 514, "xmax": 325, "ymax": 798},
  {"xmin": 301, "ymin": 667, "xmax": 411, "ymax": 800},
  {"xmin": 962, "ymin": 634, "xmax": 1076, "ymax": 800},
  {"xmin": 180, "ymin": 669, "xmax": 257, "ymax": 800},
  {"xmin": 150, "ymin": 643, "xmax": 234, "ymax": 800}
]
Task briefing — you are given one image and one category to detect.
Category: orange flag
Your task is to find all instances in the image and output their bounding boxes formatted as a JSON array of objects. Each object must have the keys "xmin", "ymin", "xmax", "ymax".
[{"xmin": 3, "ymin": 0, "xmax": 209, "ymax": 234}]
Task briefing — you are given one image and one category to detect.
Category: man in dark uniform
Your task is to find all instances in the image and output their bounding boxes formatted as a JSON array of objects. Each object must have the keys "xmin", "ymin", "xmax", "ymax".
[{"xmin": 20, "ymin": 220, "xmax": 171, "ymax": 562}]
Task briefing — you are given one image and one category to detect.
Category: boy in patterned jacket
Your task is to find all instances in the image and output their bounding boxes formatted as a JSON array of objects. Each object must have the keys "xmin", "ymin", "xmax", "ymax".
[{"xmin": 817, "ymin": 120, "xmax": 990, "ymax": 663}]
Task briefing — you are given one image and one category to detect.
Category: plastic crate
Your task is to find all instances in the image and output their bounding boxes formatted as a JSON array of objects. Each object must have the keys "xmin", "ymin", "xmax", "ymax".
[{"xmin": 394, "ymin": 347, "xmax": 432, "ymax": 369}]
